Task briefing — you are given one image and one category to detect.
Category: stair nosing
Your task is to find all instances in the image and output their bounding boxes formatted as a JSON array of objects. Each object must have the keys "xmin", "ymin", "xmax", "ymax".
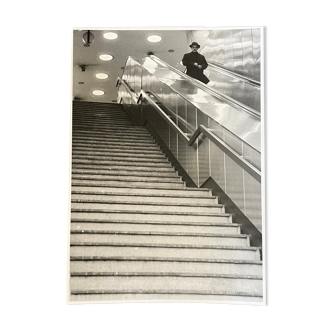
[
  {"xmin": 70, "ymin": 230, "xmax": 245, "ymax": 239},
  {"xmin": 70, "ymin": 242, "xmax": 259, "ymax": 251},
  {"xmin": 69, "ymin": 256, "xmax": 261, "ymax": 264},
  {"xmin": 70, "ymin": 272, "xmax": 262, "ymax": 280},
  {"xmin": 71, "ymin": 178, "xmax": 183, "ymax": 185},
  {"xmin": 69, "ymin": 289, "xmax": 263, "ymax": 297},
  {"xmin": 71, "ymin": 199, "xmax": 223, "ymax": 208},
  {"xmin": 72, "ymin": 170, "xmax": 177, "ymax": 177},
  {"xmin": 71, "ymin": 183, "xmax": 210, "ymax": 192},
  {"xmin": 71, "ymin": 190, "xmax": 213, "ymax": 199},
  {"xmin": 70, "ymin": 218, "xmax": 235, "ymax": 227}
]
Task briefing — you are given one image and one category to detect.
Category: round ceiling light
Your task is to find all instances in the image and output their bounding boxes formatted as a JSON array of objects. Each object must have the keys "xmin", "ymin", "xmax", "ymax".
[
  {"xmin": 103, "ymin": 32, "xmax": 118, "ymax": 40},
  {"xmin": 92, "ymin": 90, "xmax": 104, "ymax": 96},
  {"xmin": 96, "ymin": 73, "xmax": 109, "ymax": 79},
  {"xmin": 99, "ymin": 54, "xmax": 113, "ymax": 61},
  {"xmin": 147, "ymin": 35, "xmax": 162, "ymax": 43}
]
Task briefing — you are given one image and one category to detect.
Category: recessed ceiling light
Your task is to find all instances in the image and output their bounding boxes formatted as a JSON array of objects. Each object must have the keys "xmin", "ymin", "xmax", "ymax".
[
  {"xmin": 99, "ymin": 54, "xmax": 113, "ymax": 61},
  {"xmin": 147, "ymin": 35, "xmax": 162, "ymax": 43},
  {"xmin": 103, "ymin": 32, "xmax": 118, "ymax": 40},
  {"xmin": 96, "ymin": 73, "xmax": 109, "ymax": 79},
  {"xmin": 92, "ymin": 90, "xmax": 104, "ymax": 96}
]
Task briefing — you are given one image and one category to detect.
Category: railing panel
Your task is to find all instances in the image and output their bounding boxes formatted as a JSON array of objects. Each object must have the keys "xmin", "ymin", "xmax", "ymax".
[
  {"xmin": 210, "ymin": 141, "xmax": 226, "ymax": 191},
  {"xmin": 244, "ymin": 171, "xmax": 262, "ymax": 232},
  {"xmin": 225, "ymin": 154, "xmax": 245, "ymax": 211}
]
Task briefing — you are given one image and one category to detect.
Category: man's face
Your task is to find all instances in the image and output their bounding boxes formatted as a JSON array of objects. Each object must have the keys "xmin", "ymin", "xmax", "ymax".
[{"xmin": 191, "ymin": 46, "xmax": 199, "ymax": 53}]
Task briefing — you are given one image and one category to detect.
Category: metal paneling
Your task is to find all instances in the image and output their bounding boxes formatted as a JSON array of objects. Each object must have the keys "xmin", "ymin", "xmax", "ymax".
[
  {"xmin": 244, "ymin": 171, "xmax": 262, "ymax": 232},
  {"xmin": 225, "ymin": 155, "xmax": 245, "ymax": 211},
  {"xmin": 210, "ymin": 141, "xmax": 226, "ymax": 191},
  {"xmin": 170, "ymin": 127, "xmax": 178, "ymax": 160},
  {"xmin": 177, "ymin": 94, "xmax": 187, "ymax": 133},
  {"xmin": 197, "ymin": 110, "xmax": 210, "ymax": 186},
  {"xmin": 232, "ymin": 30, "xmax": 244, "ymax": 74}
]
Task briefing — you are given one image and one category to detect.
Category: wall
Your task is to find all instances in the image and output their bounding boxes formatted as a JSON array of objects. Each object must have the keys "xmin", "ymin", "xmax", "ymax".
[{"xmin": 190, "ymin": 29, "xmax": 261, "ymax": 82}]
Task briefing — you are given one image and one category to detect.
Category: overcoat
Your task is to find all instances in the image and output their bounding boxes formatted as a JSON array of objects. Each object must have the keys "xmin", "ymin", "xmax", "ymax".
[{"xmin": 182, "ymin": 52, "xmax": 210, "ymax": 84}]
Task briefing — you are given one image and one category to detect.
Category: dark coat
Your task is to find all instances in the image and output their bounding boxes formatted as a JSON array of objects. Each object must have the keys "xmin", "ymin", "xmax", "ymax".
[{"xmin": 182, "ymin": 51, "xmax": 210, "ymax": 84}]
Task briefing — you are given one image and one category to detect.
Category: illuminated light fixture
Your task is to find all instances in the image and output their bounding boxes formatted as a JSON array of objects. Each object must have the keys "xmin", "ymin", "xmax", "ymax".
[
  {"xmin": 92, "ymin": 90, "xmax": 104, "ymax": 96},
  {"xmin": 103, "ymin": 32, "xmax": 118, "ymax": 40},
  {"xmin": 147, "ymin": 35, "xmax": 162, "ymax": 43},
  {"xmin": 99, "ymin": 54, "xmax": 113, "ymax": 61},
  {"xmin": 96, "ymin": 73, "xmax": 108, "ymax": 79}
]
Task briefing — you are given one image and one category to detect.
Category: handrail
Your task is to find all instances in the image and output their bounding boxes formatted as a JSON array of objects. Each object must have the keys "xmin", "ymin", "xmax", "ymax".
[
  {"xmin": 207, "ymin": 61, "xmax": 261, "ymax": 87},
  {"xmin": 149, "ymin": 55, "xmax": 260, "ymax": 119},
  {"xmin": 116, "ymin": 77, "xmax": 139, "ymax": 102},
  {"xmin": 137, "ymin": 89, "xmax": 261, "ymax": 183}
]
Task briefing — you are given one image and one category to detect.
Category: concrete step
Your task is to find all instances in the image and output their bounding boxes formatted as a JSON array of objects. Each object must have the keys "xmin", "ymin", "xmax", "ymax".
[
  {"xmin": 70, "ymin": 258, "xmax": 261, "ymax": 276},
  {"xmin": 70, "ymin": 200, "xmax": 224, "ymax": 214},
  {"xmin": 71, "ymin": 221, "xmax": 240, "ymax": 235},
  {"xmin": 70, "ymin": 289, "xmax": 263, "ymax": 305},
  {"xmin": 71, "ymin": 179, "xmax": 184, "ymax": 189},
  {"xmin": 72, "ymin": 124, "xmax": 148, "ymax": 132},
  {"xmin": 73, "ymin": 120, "xmax": 133, "ymax": 126},
  {"xmin": 72, "ymin": 138, "xmax": 158, "ymax": 148},
  {"xmin": 72, "ymin": 147, "xmax": 164, "ymax": 157},
  {"xmin": 71, "ymin": 190, "xmax": 217, "ymax": 204},
  {"xmin": 70, "ymin": 274, "xmax": 262, "ymax": 293},
  {"xmin": 72, "ymin": 135, "xmax": 156, "ymax": 144},
  {"xmin": 72, "ymin": 129, "xmax": 152, "ymax": 139},
  {"xmin": 70, "ymin": 244, "xmax": 260, "ymax": 261},
  {"xmin": 72, "ymin": 142, "xmax": 164, "ymax": 155},
  {"xmin": 71, "ymin": 169, "xmax": 177, "ymax": 178},
  {"xmin": 71, "ymin": 210, "xmax": 232, "ymax": 223},
  {"xmin": 72, "ymin": 159, "xmax": 172, "ymax": 168},
  {"xmin": 71, "ymin": 174, "xmax": 181, "ymax": 184},
  {"xmin": 70, "ymin": 231, "xmax": 248, "ymax": 247},
  {"xmin": 71, "ymin": 152, "xmax": 168, "ymax": 162},
  {"xmin": 72, "ymin": 164, "xmax": 175, "ymax": 173},
  {"xmin": 71, "ymin": 185, "xmax": 212, "ymax": 197}
]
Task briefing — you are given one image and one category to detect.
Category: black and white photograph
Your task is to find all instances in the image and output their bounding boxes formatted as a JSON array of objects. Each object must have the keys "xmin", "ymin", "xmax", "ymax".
[{"xmin": 68, "ymin": 27, "xmax": 265, "ymax": 304}]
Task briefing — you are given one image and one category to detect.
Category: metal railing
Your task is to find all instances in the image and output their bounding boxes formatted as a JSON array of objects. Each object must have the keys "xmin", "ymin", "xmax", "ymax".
[
  {"xmin": 137, "ymin": 89, "xmax": 261, "ymax": 183},
  {"xmin": 149, "ymin": 55, "xmax": 260, "ymax": 119},
  {"xmin": 207, "ymin": 61, "xmax": 261, "ymax": 87}
]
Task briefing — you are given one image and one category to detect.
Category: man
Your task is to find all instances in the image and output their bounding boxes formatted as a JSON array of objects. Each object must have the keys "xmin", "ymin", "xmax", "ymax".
[{"xmin": 182, "ymin": 42, "xmax": 209, "ymax": 84}]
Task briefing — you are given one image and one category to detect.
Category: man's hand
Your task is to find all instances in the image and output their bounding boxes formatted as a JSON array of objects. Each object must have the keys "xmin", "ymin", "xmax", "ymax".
[
  {"xmin": 194, "ymin": 62, "xmax": 198, "ymax": 66},
  {"xmin": 197, "ymin": 65, "xmax": 202, "ymax": 69}
]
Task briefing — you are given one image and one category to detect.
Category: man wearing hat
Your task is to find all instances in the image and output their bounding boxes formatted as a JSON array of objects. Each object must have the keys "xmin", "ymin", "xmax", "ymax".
[{"xmin": 182, "ymin": 42, "xmax": 210, "ymax": 84}]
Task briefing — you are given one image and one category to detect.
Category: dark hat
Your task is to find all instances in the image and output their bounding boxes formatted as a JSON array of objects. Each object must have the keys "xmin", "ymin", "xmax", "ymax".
[{"xmin": 189, "ymin": 42, "xmax": 200, "ymax": 48}]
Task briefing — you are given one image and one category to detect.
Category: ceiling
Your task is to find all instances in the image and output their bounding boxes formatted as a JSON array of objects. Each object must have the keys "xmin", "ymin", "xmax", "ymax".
[{"xmin": 72, "ymin": 29, "xmax": 200, "ymax": 103}]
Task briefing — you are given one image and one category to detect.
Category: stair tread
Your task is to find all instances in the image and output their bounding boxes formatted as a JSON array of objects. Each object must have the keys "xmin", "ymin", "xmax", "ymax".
[
  {"xmin": 73, "ymin": 185, "xmax": 212, "ymax": 193},
  {"xmin": 71, "ymin": 218, "xmax": 237, "ymax": 227},
  {"xmin": 70, "ymin": 255, "xmax": 261, "ymax": 264},
  {"xmin": 71, "ymin": 176, "xmax": 181, "ymax": 183},
  {"xmin": 71, "ymin": 190, "xmax": 213, "ymax": 198},
  {"xmin": 70, "ymin": 242, "xmax": 258, "ymax": 250},
  {"xmin": 70, "ymin": 271, "xmax": 262, "ymax": 279},
  {"xmin": 71, "ymin": 208, "xmax": 230, "ymax": 217},
  {"xmin": 70, "ymin": 288, "xmax": 263, "ymax": 297},
  {"xmin": 71, "ymin": 229, "xmax": 245, "ymax": 238},
  {"xmin": 71, "ymin": 198, "xmax": 222, "ymax": 208}
]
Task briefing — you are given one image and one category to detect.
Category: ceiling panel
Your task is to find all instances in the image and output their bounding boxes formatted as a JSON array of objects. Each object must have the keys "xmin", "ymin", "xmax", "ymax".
[{"xmin": 72, "ymin": 29, "xmax": 195, "ymax": 103}]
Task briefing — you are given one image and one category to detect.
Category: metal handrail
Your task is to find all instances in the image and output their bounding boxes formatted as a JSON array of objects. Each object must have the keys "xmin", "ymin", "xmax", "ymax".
[
  {"xmin": 137, "ymin": 89, "xmax": 261, "ymax": 183},
  {"xmin": 207, "ymin": 61, "xmax": 261, "ymax": 87},
  {"xmin": 116, "ymin": 77, "xmax": 139, "ymax": 102},
  {"xmin": 149, "ymin": 55, "xmax": 260, "ymax": 119}
]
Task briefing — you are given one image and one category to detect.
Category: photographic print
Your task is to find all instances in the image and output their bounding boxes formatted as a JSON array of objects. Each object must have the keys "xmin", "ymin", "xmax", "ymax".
[{"xmin": 68, "ymin": 27, "xmax": 264, "ymax": 304}]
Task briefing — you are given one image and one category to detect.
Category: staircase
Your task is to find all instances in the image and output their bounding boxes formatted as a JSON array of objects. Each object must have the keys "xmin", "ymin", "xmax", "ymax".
[{"xmin": 69, "ymin": 101, "xmax": 263, "ymax": 303}]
